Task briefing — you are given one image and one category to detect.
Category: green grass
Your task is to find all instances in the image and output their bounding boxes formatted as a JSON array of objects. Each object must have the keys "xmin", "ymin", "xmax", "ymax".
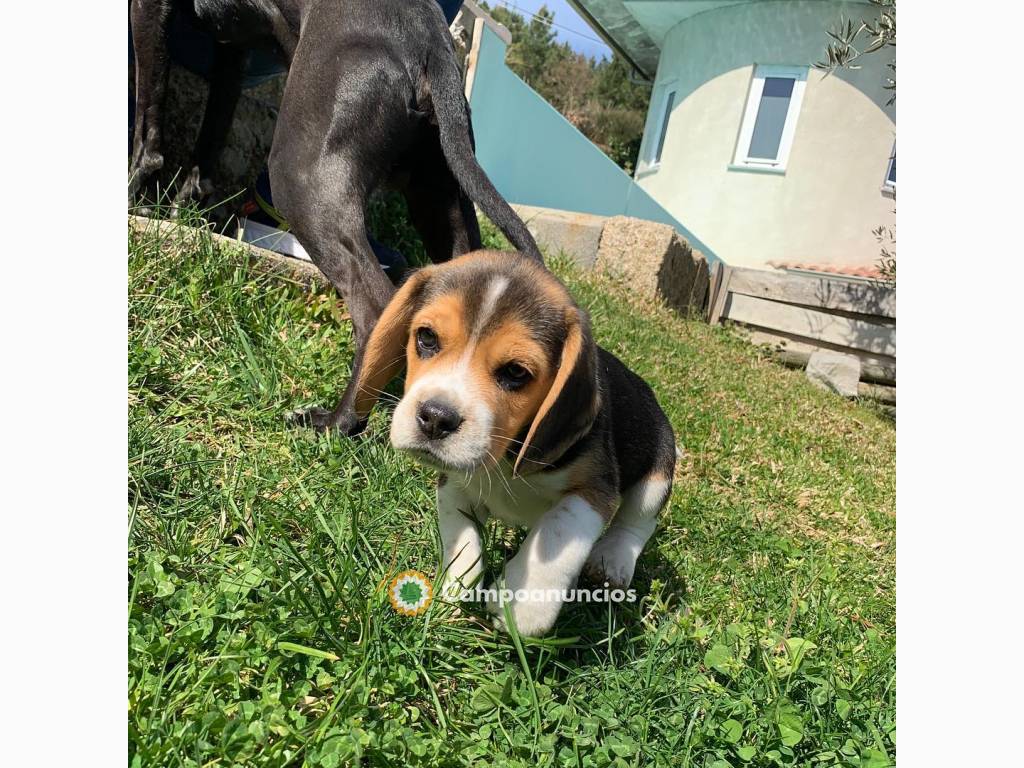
[{"xmin": 129, "ymin": 217, "xmax": 895, "ymax": 768}]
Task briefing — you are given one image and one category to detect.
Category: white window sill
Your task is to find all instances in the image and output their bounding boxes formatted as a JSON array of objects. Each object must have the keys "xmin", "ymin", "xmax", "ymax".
[
  {"xmin": 635, "ymin": 164, "xmax": 661, "ymax": 180},
  {"xmin": 727, "ymin": 163, "xmax": 786, "ymax": 176},
  {"xmin": 881, "ymin": 184, "xmax": 896, "ymax": 199}
]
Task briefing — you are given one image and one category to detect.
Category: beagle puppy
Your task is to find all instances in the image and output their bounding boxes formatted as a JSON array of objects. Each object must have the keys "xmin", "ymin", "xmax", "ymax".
[{"xmin": 354, "ymin": 251, "xmax": 676, "ymax": 636}]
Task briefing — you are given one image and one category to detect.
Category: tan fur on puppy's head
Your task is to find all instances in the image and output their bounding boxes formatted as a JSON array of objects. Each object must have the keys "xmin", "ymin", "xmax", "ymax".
[{"xmin": 355, "ymin": 251, "xmax": 599, "ymax": 474}]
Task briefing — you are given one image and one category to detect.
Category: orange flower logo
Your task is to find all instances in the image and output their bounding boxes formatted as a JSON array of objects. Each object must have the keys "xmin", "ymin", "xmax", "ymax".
[{"xmin": 388, "ymin": 570, "xmax": 434, "ymax": 616}]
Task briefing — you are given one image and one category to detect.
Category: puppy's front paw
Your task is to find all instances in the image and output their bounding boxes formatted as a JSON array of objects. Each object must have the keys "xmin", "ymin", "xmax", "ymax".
[
  {"xmin": 485, "ymin": 583, "xmax": 562, "ymax": 637},
  {"xmin": 582, "ymin": 533, "xmax": 640, "ymax": 589},
  {"xmin": 439, "ymin": 569, "xmax": 480, "ymax": 602}
]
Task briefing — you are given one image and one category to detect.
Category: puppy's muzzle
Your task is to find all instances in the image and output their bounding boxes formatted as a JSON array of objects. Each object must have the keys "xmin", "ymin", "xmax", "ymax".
[{"xmin": 416, "ymin": 399, "xmax": 464, "ymax": 441}]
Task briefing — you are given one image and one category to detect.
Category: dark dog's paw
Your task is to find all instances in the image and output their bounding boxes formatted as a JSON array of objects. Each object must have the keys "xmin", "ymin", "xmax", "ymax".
[
  {"xmin": 285, "ymin": 406, "xmax": 334, "ymax": 431},
  {"xmin": 286, "ymin": 406, "xmax": 368, "ymax": 437},
  {"xmin": 170, "ymin": 167, "xmax": 214, "ymax": 218}
]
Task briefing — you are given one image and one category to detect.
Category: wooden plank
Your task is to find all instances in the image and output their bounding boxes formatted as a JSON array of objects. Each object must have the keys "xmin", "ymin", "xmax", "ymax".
[
  {"xmin": 706, "ymin": 260, "xmax": 723, "ymax": 322},
  {"xmin": 463, "ymin": 17, "xmax": 485, "ymax": 100},
  {"xmin": 723, "ymin": 293, "xmax": 896, "ymax": 356},
  {"xmin": 727, "ymin": 267, "xmax": 896, "ymax": 319},
  {"xmin": 708, "ymin": 265, "xmax": 732, "ymax": 326},
  {"xmin": 129, "ymin": 215, "xmax": 328, "ymax": 290},
  {"xmin": 742, "ymin": 328, "xmax": 896, "ymax": 384},
  {"xmin": 858, "ymin": 382, "xmax": 896, "ymax": 404}
]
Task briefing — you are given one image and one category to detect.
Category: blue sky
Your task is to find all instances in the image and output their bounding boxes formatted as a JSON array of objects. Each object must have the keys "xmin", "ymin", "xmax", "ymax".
[{"xmin": 491, "ymin": 0, "xmax": 613, "ymax": 61}]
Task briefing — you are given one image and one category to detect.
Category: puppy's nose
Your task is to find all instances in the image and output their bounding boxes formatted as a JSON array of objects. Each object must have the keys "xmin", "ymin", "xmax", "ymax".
[{"xmin": 416, "ymin": 399, "xmax": 464, "ymax": 440}]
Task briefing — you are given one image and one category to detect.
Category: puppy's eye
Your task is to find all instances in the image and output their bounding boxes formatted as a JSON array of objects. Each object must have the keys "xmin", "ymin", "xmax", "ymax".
[
  {"xmin": 496, "ymin": 362, "xmax": 532, "ymax": 390},
  {"xmin": 416, "ymin": 327, "xmax": 440, "ymax": 357}
]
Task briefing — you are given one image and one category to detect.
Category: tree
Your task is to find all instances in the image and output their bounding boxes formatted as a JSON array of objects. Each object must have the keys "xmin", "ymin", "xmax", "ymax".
[
  {"xmin": 818, "ymin": 0, "xmax": 895, "ymax": 105},
  {"xmin": 478, "ymin": 3, "xmax": 651, "ymax": 172},
  {"xmin": 594, "ymin": 53, "xmax": 649, "ymax": 112},
  {"xmin": 489, "ymin": 4, "xmax": 559, "ymax": 90}
]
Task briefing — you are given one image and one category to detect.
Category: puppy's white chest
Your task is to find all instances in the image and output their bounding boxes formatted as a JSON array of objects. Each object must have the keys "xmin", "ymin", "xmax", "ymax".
[{"xmin": 459, "ymin": 465, "xmax": 569, "ymax": 528}]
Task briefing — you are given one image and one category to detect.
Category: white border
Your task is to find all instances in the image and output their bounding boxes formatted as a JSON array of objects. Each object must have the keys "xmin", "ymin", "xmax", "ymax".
[{"xmin": 732, "ymin": 64, "xmax": 807, "ymax": 171}]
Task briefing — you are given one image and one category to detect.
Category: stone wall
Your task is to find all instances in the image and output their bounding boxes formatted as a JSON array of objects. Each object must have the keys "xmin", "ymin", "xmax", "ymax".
[
  {"xmin": 511, "ymin": 205, "xmax": 712, "ymax": 317},
  {"xmin": 129, "ymin": 63, "xmax": 283, "ymax": 200},
  {"xmin": 595, "ymin": 216, "xmax": 710, "ymax": 317}
]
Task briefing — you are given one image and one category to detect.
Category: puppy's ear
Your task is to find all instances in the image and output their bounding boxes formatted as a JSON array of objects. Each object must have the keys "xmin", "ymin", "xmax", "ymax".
[
  {"xmin": 514, "ymin": 307, "xmax": 599, "ymax": 475},
  {"xmin": 354, "ymin": 269, "xmax": 430, "ymax": 419}
]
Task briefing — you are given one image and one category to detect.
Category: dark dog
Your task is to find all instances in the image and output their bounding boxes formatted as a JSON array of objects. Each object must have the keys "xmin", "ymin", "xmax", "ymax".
[{"xmin": 129, "ymin": 0, "xmax": 542, "ymax": 433}]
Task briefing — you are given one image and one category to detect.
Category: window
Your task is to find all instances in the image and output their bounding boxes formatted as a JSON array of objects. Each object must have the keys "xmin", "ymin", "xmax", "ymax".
[
  {"xmin": 733, "ymin": 65, "xmax": 808, "ymax": 171},
  {"xmin": 649, "ymin": 86, "xmax": 676, "ymax": 166},
  {"xmin": 885, "ymin": 142, "xmax": 896, "ymax": 187}
]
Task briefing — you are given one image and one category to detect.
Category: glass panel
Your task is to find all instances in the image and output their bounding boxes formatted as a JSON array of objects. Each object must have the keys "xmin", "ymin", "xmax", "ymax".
[
  {"xmin": 887, "ymin": 150, "xmax": 896, "ymax": 184},
  {"xmin": 655, "ymin": 91, "xmax": 675, "ymax": 163},
  {"xmin": 747, "ymin": 77, "xmax": 794, "ymax": 160}
]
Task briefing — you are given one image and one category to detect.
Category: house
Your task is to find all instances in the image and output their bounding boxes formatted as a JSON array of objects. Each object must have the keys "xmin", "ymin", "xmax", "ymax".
[{"xmin": 568, "ymin": 0, "xmax": 896, "ymax": 273}]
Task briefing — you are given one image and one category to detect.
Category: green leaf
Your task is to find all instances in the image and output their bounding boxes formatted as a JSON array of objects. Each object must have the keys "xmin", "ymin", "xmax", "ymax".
[
  {"xmin": 811, "ymin": 684, "xmax": 830, "ymax": 706},
  {"xmin": 860, "ymin": 748, "xmax": 892, "ymax": 768},
  {"xmin": 606, "ymin": 734, "xmax": 637, "ymax": 757},
  {"xmin": 276, "ymin": 642, "xmax": 339, "ymax": 661},
  {"xmin": 218, "ymin": 566, "xmax": 265, "ymax": 595},
  {"xmin": 736, "ymin": 746, "xmax": 756, "ymax": 762},
  {"xmin": 469, "ymin": 683, "xmax": 506, "ymax": 713},
  {"xmin": 705, "ymin": 643, "xmax": 734, "ymax": 675},
  {"xmin": 777, "ymin": 722, "xmax": 802, "ymax": 747},
  {"xmin": 836, "ymin": 698, "xmax": 852, "ymax": 720},
  {"xmin": 775, "ymin": 705, "xmax": 804, "ymax": 747},
  {"xmin": 721, "ymin": 719, "xmax": 743, "ymax": 744},
  {"xmin": 783, "ymin": 637, "xmax": 817, "ymax": 671}
]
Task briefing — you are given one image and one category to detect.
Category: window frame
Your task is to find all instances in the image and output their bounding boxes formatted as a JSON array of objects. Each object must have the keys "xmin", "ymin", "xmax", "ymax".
[
  {"xmin": 646, "ymin": 81, "xmax": 678, "ymax": 169},
  {"xmin": 732, "ymin": 64, "xmax": 808, "ymax": 172},
  {"xmin": 884, "ymin": 141, "xmax": 896, "ymax": 189}
]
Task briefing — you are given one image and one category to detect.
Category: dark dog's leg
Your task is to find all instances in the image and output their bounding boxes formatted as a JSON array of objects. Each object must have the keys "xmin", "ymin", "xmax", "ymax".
[
  {"xmin": 129, "ymin": 0, "xmax": 173, "ymax": 204},
  {"xmin": 293, "ymin": 246, "xmax": 397, "ymax": 434},
  {"xmin": 276, "ymin": 178, "xmax": 397, "ymax": 434},
  {"xmin": 172, "ymin": 44, "xmax": 246, "ymax": 213},
  {"xmin": 404, "ymin": 133, "xmax": 482, "ymax": 262}
]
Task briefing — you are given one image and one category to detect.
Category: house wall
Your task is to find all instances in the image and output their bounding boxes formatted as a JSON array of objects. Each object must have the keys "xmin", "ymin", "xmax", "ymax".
[
  {"xmin": 467, "ymin": 25, "xmax": 717, "ymax": 261},
  {"xmin": 634, "ymin": 1, "xmax": 895, "ymax": 269}
]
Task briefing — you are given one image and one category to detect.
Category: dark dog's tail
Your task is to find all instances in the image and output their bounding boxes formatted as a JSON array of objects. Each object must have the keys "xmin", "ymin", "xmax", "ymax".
[{"xmin": 426, "ymin": 51, "xmax": 543, "ymax": 263}]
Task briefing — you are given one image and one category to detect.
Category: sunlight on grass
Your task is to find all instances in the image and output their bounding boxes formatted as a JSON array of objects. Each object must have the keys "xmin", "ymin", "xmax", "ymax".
[{"xmin": 128, "ymin": 218, "xmax": 895, "ymax": 767}]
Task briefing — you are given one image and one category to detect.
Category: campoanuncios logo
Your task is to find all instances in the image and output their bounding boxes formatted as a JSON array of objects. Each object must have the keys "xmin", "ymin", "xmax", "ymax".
[{"xmin": 388, "ymin": 570, "xmax": 433, "ymax": 616}]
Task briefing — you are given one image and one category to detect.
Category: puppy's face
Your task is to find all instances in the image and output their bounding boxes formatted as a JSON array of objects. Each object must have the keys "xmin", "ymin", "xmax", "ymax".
[{"xmin": 354, "ymin": 252, "xmax": 598, "ymax": 475}]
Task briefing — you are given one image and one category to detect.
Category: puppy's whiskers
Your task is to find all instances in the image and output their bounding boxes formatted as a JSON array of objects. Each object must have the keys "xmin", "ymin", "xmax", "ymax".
[
  {"xmin": 489, "ymin": 429, "xmax": 550, "ymax": 476},
  {"xmin": 359, "ymin": 385, "xmax": 402, "ymax": 405},
  {"xmin": 485, "ymin": 448, "xmax": 520, "ymax": 501}
]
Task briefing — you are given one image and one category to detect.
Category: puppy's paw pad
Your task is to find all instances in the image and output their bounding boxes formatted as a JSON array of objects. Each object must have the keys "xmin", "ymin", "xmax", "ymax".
[{"xmin": 485, "ymin": 587, "xmax": 560, "ymax": 637}]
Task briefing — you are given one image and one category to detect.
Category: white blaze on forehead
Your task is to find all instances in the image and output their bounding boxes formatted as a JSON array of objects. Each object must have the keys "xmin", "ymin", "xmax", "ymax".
[
  {"xmin": 473, "ymin": 276, "xmax": 510, "ymax": 338},
  {"xmin": 390, "ymin": 274, "xmax": 513, "ymax": 471}
]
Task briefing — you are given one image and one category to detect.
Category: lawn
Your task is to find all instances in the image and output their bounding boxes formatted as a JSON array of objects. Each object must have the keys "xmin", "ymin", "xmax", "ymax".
[{"xmin": 128, "ymin": 216, "xmax": 895, "ymax": 768}]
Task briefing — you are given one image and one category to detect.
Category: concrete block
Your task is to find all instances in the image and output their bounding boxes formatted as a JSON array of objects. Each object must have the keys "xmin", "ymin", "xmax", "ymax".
[
  {"xmin": 805, "ymin": 350, "xmax": 862, "ymax": 397},
  {"xmin": 511, "ymin": 204, "xmax": 607, "ymax": 268},
  {"xmin": 595, "ymin": 216, "xmax": 710, "ymax": 316}
]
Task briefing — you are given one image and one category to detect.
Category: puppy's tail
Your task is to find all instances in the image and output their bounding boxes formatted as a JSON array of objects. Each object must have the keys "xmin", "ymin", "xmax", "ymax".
[{"xmin": 426, "ymin": 50, "xmax": 543, "ymax": 263}]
